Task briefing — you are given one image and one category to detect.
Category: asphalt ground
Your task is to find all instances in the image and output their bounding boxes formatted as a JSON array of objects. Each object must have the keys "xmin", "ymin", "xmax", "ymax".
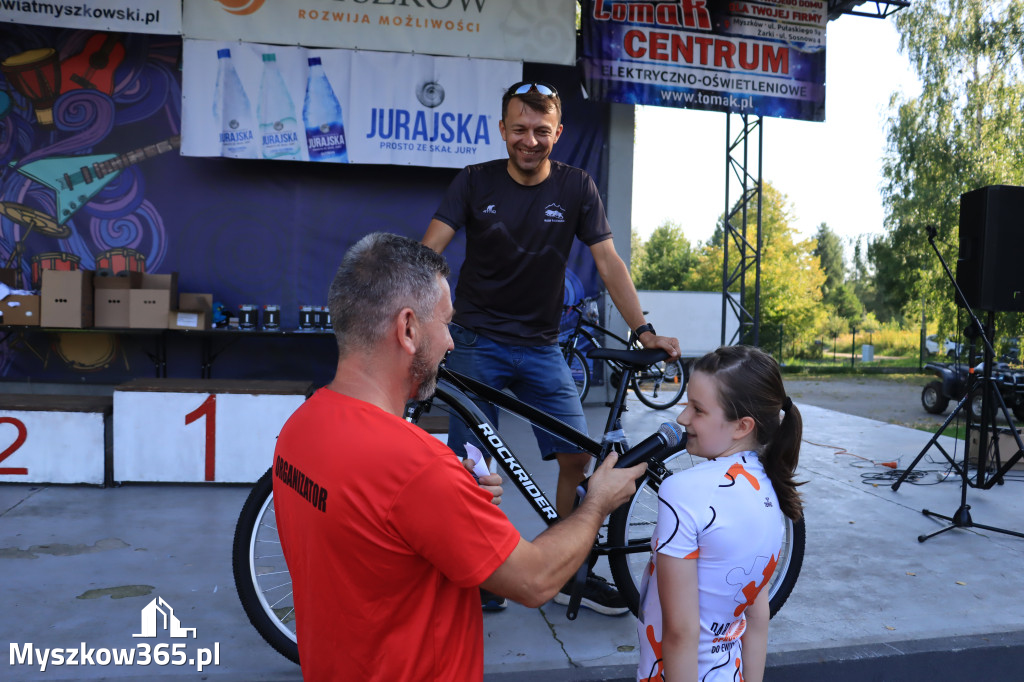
[{"xmin": 785, "ymin": 373, "xmax": 941, "ymax": 430}]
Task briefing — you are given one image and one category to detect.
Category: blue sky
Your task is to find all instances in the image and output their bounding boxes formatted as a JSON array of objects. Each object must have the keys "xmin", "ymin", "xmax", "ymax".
[{"xmin": 631, "ymin": 12, "xmax": 921, "ymax": 252}]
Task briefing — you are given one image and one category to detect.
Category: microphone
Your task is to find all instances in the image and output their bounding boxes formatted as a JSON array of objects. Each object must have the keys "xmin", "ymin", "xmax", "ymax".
[
  {"xmin": 616, "ymin": 421, "xmax": 687, "ymax": 469},
  {"xmin": 576, "ymin": 422, "xmax": 687, "ymax": 500}
]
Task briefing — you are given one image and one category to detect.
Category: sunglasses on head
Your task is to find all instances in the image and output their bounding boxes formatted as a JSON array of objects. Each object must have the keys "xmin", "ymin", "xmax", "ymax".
[{"xmin": 508, "ymin": 82, "xmax": 558, "ymax": 98}]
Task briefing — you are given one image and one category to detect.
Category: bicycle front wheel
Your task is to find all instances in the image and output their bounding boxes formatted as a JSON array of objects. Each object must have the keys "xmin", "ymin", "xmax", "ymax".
[
  {"xmin": 232, "ymin": 468, "xmax": 300, "ymax": 664},
  {"xmin": 567, "ymin": 348, "xmax": 591, "ymax": 402},
  {"xmin": 607, "ymin": 451, "xmax": 805, "ymax": 618},
  {"xmin": 632, "ymin": 358, "xmax": 686, "ymax": 409}
]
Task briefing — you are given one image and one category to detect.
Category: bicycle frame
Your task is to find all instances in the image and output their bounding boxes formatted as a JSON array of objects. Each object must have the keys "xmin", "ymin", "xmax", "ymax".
[
  {"xmin": 421, "ymin": 364, "xmax": 640, "ymax": 527},
  {"xmin": 425, "ymin": 361, "xmax": 681, "ymax": 565},
  {"xmin": 432, "ymin": 379, "xmax": 588, "ymax": 526},
  {"xmin": 561, "ymin": 300, "xmax": 633, "ymax": 361},
  {"xmin": 562, "ymin": 300, "xmax": 660, "ymax": 389}
]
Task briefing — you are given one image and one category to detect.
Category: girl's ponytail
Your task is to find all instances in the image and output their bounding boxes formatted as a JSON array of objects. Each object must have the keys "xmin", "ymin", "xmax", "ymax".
[
  {"xmin": 691, "ymin": 345, "xmax": 804, "ymax": 521},
  {"xmin": 761, "ymin": 402, "xmax": 803, "ymax": 521}
]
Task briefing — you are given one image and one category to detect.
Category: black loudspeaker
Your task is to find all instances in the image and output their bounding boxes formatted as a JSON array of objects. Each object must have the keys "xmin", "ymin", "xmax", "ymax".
[{"xmin": 956, "ymin": 185, "xmax": 1024, "ymax": 312}]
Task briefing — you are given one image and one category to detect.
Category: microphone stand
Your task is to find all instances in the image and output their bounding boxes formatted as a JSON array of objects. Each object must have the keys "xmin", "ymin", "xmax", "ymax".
[{"xmin": 891, "ymin": 225, "xmax": 1024, "ymax": 542}]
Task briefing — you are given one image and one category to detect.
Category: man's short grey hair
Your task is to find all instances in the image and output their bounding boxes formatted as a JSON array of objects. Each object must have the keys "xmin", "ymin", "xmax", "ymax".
[{"xmin": 328, "ymin": 232, "xmax": 450, "ymax": 355}]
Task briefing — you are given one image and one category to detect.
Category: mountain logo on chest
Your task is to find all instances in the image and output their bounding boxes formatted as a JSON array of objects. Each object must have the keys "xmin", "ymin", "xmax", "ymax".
[{"xmin": 543, "ymin": 204, "xmax": 566, "ymax": 223}]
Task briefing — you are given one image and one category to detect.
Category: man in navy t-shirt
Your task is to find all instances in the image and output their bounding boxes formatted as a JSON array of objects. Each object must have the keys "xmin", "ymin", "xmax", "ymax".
[{"xmin": 423, "ymin": 81, "xmax": 680, "ymax": 615}]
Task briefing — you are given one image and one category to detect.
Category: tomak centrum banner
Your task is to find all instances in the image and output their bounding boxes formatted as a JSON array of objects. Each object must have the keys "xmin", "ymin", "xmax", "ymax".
[
  {"xmin": 182, "ymin": 0, "xmax": 576, "ymax": 66},
  {"xmin": 0, "ymin": 0, "xmax": 181, "ymax": 35},
  {"xmin": 580, "ymin": 0, "xmax": 827, "ymax": 122},
  {"xmin": 180, "ymin": 39, "xmax": 520, "ymax": 168}
]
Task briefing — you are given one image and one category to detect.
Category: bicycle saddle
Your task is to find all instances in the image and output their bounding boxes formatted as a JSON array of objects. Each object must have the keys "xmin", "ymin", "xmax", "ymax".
[{"xmin": 587, "ymin": 347, "xmax": 668, "ymax": 369}]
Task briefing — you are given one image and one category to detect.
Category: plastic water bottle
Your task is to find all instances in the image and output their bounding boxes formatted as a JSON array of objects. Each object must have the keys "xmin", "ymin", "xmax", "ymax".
[
  {"xmin": 303, "ymin": 57, "xmax": 348, "ymax": 162},
  {"xmin": 258, "ymin": 53, "xmax": 300, "ymax": 160},
  {"xmin": 213, "ymin": 48, "xmax": 256, "ymax": 159}
]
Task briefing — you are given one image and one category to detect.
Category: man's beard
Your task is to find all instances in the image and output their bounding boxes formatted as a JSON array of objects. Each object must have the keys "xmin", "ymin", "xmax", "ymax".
[{"xmin": 410, "ymin": 340, "xmax": 440, "ymax": 402}]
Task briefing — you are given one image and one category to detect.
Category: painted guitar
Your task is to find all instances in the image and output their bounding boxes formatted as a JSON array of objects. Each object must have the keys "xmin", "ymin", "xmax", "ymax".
[
  {"xmin": 11, "ymin": 136, "xmax": 181, "ymax": 225},
  {"xmin": 60, "ymin": 33, "xmax": 126, "ymax": 95}
]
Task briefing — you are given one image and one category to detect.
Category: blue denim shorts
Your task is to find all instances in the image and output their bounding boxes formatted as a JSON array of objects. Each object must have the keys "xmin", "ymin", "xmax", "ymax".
[{"xmin": 442, "ymin": 323, "xmax": 589, "ymax": 460}]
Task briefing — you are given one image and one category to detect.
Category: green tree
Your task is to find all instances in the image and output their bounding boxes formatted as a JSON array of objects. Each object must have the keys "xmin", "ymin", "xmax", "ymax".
[
  {"xmin": 877, "ymin": 0, "xmax": 1024, "ymax": 338},
  {"xmin": 816, "ymin": 312, "xmax": 855, "ymax": 361},
  {"xmin": 813, "ymin": 223, "xmax": 844, "ymax": 294},
  {"xmin": 631, "ymin": 221, "xmax": 696, "ymax": 290},
  {"xmin": 851, "ymin": 236, "xmax": 895, "ymax": 322},
  {"xmin": 682, "ymin": 183, "xmax": 828, "ymax": 349},
  {"xmin": 630, "ymin": 230, "xmax": 647, "ymax": 283},
  {"xmin": 812, "ymin": 223, "xmax": 863, "ymax": 320}
]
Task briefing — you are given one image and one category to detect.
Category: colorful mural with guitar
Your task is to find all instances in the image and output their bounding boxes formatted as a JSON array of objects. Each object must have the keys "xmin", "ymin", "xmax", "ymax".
[
  {"xmin": 0, "ymin": 27, "xmax": 179, "ymax": 379},
  {"xmin": 0, "ymin": 25, "xmax": 608, "ymax": 384},
  {"xmin": 61, "ymin": 32, "xmax": 126, "ymax": 95},
  {"xmin": 12, "ymin": 135, "xmax": 180, "ymax": 225}
]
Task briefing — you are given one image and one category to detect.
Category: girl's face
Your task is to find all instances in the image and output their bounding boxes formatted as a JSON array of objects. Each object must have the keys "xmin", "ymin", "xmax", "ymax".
[{"xmin": 676, "ymin": 370, "xmax": 757, "ymax": 460}]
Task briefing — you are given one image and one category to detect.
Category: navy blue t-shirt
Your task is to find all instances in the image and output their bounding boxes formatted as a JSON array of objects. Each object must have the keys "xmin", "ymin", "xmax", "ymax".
[{"xmin": 433, "ymin": 159, "xmax": 612, "ymax": 345}]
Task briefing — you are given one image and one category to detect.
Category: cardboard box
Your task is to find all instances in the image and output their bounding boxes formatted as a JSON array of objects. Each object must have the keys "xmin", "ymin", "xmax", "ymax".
[
  {"xmin": 967, "ymin": 427, "xmax": 1024, "ymax": 470},
  {"xmin": 179, "ymin": 293, "xmax": 213, "ymax": 314},
  {"xmin": 0, "ymin": 294, "xmax": 40, "ymax": 325},
  {"xmin": 128, "ymin": 273, "xmax": 178, "ymax": 329},
  {"xmin": 169, "ymin": 293, "xmax": 213, "ymax": 330},
  {"xmin": 41, "ymin": 270, "xmax": 93, "ymax": 328},
  {"xmin": 0, "ymin": 268, "xmax": 20, "ymax": 288},
  {"xmin": 94, "ymin": 273, "xmax": 143, "ymax": 328},
  {"xmin": 168, "ymin": 310, "xmax": 208, "ymax": 330}
]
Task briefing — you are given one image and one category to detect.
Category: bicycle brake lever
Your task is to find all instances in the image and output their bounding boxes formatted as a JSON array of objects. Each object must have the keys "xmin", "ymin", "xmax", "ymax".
[{"xmin": 646, "ymin": 459, "xmax": 671, "ymax": 486}]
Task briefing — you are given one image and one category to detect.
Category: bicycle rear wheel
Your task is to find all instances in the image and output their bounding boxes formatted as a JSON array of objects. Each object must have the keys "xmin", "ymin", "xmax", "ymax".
[
  {"xmin": 566, "ymin": 348, "xmax": 590, "ymax": 402},
  {"xmin": 632, "ymin": 358, "xmax": 686, "ymax": 409},
  {"xmin": 232, "ymin": 468, "xmax": 299, "ymax": 664},
  {"xmin": 607, "ymin": 451, "xmax": 805, "ymax": 618}
]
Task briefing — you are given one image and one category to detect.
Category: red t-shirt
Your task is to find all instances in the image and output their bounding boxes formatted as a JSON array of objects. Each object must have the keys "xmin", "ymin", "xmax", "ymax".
[{"xmin": 273, "ymin": 388, "xmax": 521, "ymax": 681}]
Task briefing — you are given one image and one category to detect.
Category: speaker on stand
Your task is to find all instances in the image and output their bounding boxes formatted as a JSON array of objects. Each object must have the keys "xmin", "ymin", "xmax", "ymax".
[
  {"xmin": 956, "ymin": 185, "xmax": 1024, "ymax": 312},
  {"xmin": 892, "ymin": 187, "xmax": 1024, "ymax": 542}
]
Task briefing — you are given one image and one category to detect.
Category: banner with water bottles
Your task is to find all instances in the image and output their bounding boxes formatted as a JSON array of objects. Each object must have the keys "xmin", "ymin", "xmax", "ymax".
[
  {"xmin": 181, "ymin": 0, "xmax": 575, "ymax": 67},
  {"xmin": 180, "ymin": 39, "xmax": 519, "ymax": 168}
]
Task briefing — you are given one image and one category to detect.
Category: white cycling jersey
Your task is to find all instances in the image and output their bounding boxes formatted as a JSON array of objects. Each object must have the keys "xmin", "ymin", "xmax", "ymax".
[{"xmin": 636, "ymin": 451, "xmax": 783, "ymax": 682}]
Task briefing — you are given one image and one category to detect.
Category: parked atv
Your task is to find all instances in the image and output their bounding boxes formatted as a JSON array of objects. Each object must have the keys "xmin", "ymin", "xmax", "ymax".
[{"xmin": 921, "ymin": 360, "xmax": 1024, "ymax": 422}]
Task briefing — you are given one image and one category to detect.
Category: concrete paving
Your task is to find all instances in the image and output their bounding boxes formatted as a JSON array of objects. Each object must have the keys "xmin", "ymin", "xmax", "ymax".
[{"xmin": 2, "ymin": 390, "xmax": 1024, "ymax": 681}]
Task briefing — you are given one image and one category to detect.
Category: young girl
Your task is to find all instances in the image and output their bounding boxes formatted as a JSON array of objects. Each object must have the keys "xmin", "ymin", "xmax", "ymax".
[{"xmin": 636, "ymin": 345, "xmax": 803, "ymax": 682}]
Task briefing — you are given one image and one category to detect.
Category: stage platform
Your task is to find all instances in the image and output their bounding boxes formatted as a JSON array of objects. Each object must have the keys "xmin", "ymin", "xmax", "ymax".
[{"xmin": 2, "ymin": 394, "xmax": 1022, "ymax": 681}]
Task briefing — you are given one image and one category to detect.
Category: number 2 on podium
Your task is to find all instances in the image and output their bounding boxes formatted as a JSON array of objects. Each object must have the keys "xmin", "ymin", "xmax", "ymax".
[
  {"xmin": 184, "ymin": 395, "xmax": 216, "ymax": 481},
  {"xmin": 0, "ymin": 416, "xmax": 28, "ymax": 475}
]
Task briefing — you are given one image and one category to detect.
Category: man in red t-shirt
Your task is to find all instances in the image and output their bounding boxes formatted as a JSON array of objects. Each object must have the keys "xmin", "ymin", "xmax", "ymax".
[{"xmin": 273, "ymin": 233, "xmax": 646, "ymax": 681}]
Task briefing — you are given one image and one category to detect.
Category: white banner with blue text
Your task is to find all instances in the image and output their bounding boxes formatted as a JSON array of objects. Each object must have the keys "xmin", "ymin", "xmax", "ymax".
[
  {"xmin": 0, "ymin": 0, "xmax": 181, "ymax": 34},
  {"xmin": 182, "ymin": 0, "xmax": 575, "ymax": 66},
  {"xmin": 181, "ymin": 39, "xmax": 519, "ymax": 168}
]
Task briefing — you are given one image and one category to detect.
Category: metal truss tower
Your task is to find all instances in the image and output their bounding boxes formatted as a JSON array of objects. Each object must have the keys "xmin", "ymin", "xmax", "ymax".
[
  {"xmin": 827, "ymin": 1, "xmax": 910, "ymax": 20},
  {"xmin": 721, "ymin": 114, "xmax": 763, "ymax": 347},
  {"xmin": 718, "ymin": 1, "xmax": 911, "ymax": 348}
]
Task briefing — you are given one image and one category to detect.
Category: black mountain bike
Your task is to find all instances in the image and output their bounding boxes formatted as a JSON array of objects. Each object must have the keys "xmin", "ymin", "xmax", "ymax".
[
  {"xmin": 561, "ymin": 297, "xmax": 687, "ymax": 409},
  {"xmin": 232, "ymin": 348, "xmax": 805, "ymax": 664}
]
